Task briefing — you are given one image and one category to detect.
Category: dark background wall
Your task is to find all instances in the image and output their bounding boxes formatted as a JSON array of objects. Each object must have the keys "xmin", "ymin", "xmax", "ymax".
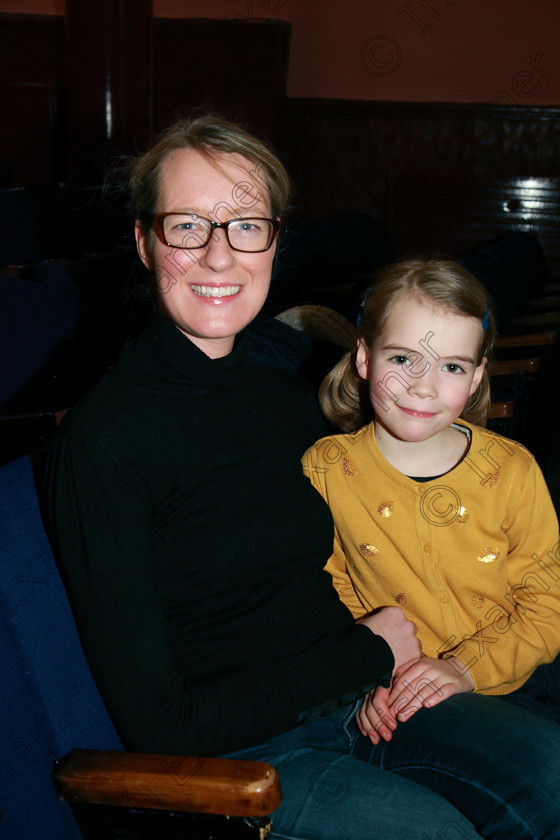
[
  {"xmin": 4, "ymin": 0, "xmax": 560, "ymax": 106},
  {"xmin": 0, "ymin": 1, "xmax": 559, "ymax": 270},
  {"xmin": 1, "ymin": 1, "xmax": 559, "ymax": 479}
]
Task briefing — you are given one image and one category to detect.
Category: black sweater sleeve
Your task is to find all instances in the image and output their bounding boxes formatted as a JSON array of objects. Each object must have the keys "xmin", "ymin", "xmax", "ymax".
[{"xmin": 46, "ymin": 428, "xmax": 393, "ymax": 756}]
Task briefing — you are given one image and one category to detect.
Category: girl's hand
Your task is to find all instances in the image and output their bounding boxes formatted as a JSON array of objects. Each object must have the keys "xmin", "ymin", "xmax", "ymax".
[
  {"xmin": 356, "ymin": 686, "xmax": 398, "ymax": 745},
  {"xmin": 388, "ymin": 657, "xmax": 474, "ymax": 722}
]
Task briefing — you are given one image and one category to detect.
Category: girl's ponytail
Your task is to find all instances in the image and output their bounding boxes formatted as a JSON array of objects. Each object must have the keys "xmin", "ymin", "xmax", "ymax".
[{"xmin": 319, "ymin": 350, "xmax": 373, "ymax": 432}]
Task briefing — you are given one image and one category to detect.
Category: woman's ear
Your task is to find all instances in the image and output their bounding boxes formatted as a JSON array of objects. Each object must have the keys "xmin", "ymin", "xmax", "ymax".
[
  {"xmin": 469, "ymin": 355, "xmax": 487, "ymax": 396},
  {"xmin": 355, "ymin": 338, "xmax": 370, "ymax": 381},
  {"xmin": 135, "ymin": 220, "xmax": 153, "ymax": 270}
]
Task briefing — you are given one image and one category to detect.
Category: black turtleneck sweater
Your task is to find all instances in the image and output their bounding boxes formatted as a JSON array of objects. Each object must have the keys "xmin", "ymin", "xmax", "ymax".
[{"xmin": 45, "ymin": 309, "xmax": 393, "ymax": 756}]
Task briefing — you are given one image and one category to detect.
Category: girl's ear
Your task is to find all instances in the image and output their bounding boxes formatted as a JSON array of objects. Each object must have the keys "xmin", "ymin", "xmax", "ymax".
[
  {"xmin": 135, "ymin": 220, "xmax": 153, "ymax": 270},
  {"xmin": 355, "ymin": 338, "xmax": 370, "ymax": 380},
  {"xmin": 469, "ymin": 355, "xmax": 487, "ymax": 396}
]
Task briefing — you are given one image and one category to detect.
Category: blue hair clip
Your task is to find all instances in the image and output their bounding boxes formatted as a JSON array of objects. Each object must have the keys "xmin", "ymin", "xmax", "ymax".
[{"xmin": 482, "ymin": 301, "xmax": 491, "ymax": 331}]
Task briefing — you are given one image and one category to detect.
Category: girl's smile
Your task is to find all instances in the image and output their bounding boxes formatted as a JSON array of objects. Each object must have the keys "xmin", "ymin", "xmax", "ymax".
[{"xmin": 397, "ymin": 405, "xmax": 437, "ymax": 415}]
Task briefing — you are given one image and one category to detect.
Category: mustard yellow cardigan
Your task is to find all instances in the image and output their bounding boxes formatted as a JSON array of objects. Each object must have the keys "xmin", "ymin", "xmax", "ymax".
[{"xmin": 302, "ymin": 421, "xmax": 560, "ymax": 695}]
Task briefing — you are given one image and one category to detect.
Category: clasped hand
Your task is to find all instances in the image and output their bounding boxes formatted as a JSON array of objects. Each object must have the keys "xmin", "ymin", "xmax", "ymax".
[{"xmin": 356, "ymin": 656, "xmax": 475, "ymax": 745}]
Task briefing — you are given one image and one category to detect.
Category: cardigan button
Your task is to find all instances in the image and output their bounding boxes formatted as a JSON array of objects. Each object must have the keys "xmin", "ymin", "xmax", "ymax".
[
  {"xmin": 439, "ymin": 594, "xmax": 450, "ymax": 605},
  {"xmin": 423, "ymin": 543, "xmax": 431, "ymax": 553}
]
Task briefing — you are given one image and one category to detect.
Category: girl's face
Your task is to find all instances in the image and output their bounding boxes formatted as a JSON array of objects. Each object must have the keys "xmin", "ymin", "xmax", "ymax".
[{"xmin": 356, "ymin": 293, "xmax": 487, "ymax": 444}]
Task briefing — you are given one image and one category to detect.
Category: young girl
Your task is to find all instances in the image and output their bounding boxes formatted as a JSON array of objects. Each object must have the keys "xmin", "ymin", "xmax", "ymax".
[{"xmin": 302, "ymin": 257, "xmax": 560, "ymax": 745}]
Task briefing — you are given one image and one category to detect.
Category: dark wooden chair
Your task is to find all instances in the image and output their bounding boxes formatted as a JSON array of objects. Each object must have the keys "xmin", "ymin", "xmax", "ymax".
[
  {"xmin": 490, "ymin": 332, "xmax": 559, "ymax": 463},
  {"xmin": 486, "ymin": 357, "xmax": 539, "ymax": 444},
  {"xmin": 270, "ymin": 213, "xmax": 394, "ymax": 319},
  {"xmin": 53, "ymin": 750, "xmax": 280, "ymax": 840},
  {"xmin": 0, "ymin": 409, "xmax": 67, "ymax": 467}
]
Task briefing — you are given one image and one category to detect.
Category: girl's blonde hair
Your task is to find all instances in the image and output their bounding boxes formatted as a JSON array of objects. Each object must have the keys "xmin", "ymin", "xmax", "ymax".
[{"xmin": 320, "ymin": 257, "xmax": 496, "ymax": 432}]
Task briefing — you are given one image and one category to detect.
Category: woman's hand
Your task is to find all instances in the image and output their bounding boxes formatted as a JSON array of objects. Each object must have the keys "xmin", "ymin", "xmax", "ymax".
[
  {"xmin": 358, "ymin": 606, "xmax": 421, "ymax": 672},
  {"xmin": 356, "ymin": 686, "xmax": 398, "ymax": 745},
  {"xmin": 388, "ymin": 657, "xmax": 474, "ymax": 722}
]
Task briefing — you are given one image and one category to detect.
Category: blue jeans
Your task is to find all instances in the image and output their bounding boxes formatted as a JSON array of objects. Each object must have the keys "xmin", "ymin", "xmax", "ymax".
[
  {"xmin": 223, "ymin": 692, "xmax": 560, "ymax": 840},
  {"xmin": 499, "ymin": 657, "xmax": 560, "ymax": 724}
]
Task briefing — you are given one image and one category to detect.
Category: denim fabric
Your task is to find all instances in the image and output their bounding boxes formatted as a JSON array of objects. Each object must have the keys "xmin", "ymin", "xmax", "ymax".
[
  {"xmin": 499, "ymin": 657, "xmax": 560, "ymax": 725},
  {"xmin": 355, "ymin": 692, "xmax": 560, "ymax": 840},
  {"xmin": 224, "ymin": 694, "xmax": 560, "ymax": 840},
  {"xmin": 224, "ymin": 703, "xmax": 478, "ymax": 840}
]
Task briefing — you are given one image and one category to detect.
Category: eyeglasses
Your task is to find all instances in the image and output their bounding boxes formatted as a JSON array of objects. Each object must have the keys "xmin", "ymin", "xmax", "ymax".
[{"xmin": 152, "ymin": 213, "xmax": 280, "ymax": 253}]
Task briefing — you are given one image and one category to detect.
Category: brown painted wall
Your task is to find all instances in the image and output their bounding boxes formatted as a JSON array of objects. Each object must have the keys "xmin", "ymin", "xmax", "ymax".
[{"xmin": 4, "ymin": 0, "xmax": 560, "ymax": 105}]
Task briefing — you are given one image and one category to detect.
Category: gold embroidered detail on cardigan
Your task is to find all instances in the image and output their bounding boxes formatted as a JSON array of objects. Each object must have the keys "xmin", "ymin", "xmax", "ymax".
[
  {"xmin": 478, "ymin": 547, "xmax": 500, "ymax": 563},
  {"xmin": 359, "ymin": 544, "xmax": 380, "ymax": 557},
  {"xmin": 341, "ymin": 457, "xmax": 357, "ymax": 476},
  {"xmin": 377, "ymin": 501, "xmax": 394, "ymax": 518}
]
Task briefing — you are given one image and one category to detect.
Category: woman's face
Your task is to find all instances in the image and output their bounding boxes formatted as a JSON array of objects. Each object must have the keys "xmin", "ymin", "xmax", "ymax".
[{"xmin": 135, "ymin": 147, "xmax": 277, "ymax": 358}]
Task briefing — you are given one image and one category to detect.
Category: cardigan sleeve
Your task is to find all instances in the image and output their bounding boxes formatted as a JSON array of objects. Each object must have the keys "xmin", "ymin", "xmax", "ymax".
[
  {"xmin": 302, "ymin": 445, "xmax": 370, "ymax": 619},
  {"xmin": 46, "ymin": 430, "xmax": 393, "ymax": 756},
  {"xmin": 449, "ymin": 455, "xmax": 560, "ymax": 694},
  {"xmin": 301, "ymin": 441, "xmax": 365, "ymax": 621}
]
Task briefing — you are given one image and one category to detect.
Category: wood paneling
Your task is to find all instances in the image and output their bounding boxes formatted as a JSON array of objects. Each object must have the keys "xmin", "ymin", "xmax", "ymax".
[
  {"xmin": 0, "ymin": 13, "xmax": 63, "ymax": 185},
  {"xmin": 387, "ymin": 173, "xmax": 560, "ymax": 276},
  {"xmin": 152, "ymin": 18, "xmax": 290, "ymax": 143},
  {"xmin": 0, "ymin": 13, "xmax": 290, "ymax": 185},
  {"xmin": 1, "ymin": 10, "xmax": 560, "ymax": 280},
  {"xmin": 0, "ymin": 82, "xmax": 58, "ymax": 185},
  {"xmin": 278, "ymin": 98, "xmax": 560, "ymax": 268},
  {"xmin": 64, "ymin": 0, "xmax": 152, "ymax": 184}
]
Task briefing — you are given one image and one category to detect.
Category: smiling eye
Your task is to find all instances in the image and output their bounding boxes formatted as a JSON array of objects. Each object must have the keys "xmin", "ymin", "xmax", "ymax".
[
  {"xmin": 175, "ymin": 221, "xmax": 198, "ymax": 232},
  {"xmin": 390, "ymin": 355, "xmax": 412, "ymax": 367},
  {"xmin": 229, "ymin": 219, "xmax": 261, "ymax": 234},
  {"xmin": 162, "ymin": 214, "xmax": 211, "ymax": 247},
  {"xmin": 443, "ymin": 363, "xmax": 465, "ymax": 374}
]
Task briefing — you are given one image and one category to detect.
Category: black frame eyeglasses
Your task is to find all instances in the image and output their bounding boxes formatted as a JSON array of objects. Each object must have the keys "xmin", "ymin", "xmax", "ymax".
[{"xmin": 151, "ymin": 213, "xmax": 281, "ymax": 253}]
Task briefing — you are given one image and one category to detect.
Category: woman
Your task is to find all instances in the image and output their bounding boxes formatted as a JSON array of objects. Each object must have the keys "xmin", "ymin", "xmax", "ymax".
[{"xmin": 45, "ymin": 115, "xmax": 553, "ymax": 839}]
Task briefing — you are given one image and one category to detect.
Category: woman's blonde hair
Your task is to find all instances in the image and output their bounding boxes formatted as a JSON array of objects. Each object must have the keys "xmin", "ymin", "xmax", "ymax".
[
  {"xmin": 130, "ymin": 113, "xmax": 291, "ymax": 235},
  {"xmin": 320, "ymin": 257, "xmax": 496, "ymax": 432}
]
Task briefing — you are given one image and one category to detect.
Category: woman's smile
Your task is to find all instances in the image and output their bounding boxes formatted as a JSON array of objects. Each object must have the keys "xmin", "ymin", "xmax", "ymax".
[{"xmin": 190, "ymin": 283, "xmax": 242, "ymax": 299}]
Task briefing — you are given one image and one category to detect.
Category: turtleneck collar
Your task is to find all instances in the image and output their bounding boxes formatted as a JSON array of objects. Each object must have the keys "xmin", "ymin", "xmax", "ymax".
[{"xmin": 117, "ymin": 307, "xmax": 250, "ymax": 391}]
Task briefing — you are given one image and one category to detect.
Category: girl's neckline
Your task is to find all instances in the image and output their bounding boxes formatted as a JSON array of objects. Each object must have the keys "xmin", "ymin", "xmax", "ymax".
[
  {"xmin": 406, "ymin": 424, "xmax": 472, "ymax": 481},
  {"xmin": 372, "ymin": 421, "xmax": 472, "ymax": 480}
]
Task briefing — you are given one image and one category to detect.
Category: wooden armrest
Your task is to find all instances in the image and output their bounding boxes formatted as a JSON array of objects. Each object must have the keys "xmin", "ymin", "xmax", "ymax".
[
  {"xmin": 530, "ymin": 296, "xmax": 560, "ymax": 309},
  {"xmin": 276, "ymin": 304, "xmax": 355, "ymax": 348},
  {"xmin": 513, "ymin": 313, "xmax": 560, "ymax": 327},
  {"xmin": 488, "ymin": 401, "xmax": 514, "ymax": 419},
  {"xmin": 0, "ymin": 409, "xmax": 68, "ymax": 425},
  {"xmin": 488, "ymin": 358, "xmax": 540, "ymax": 376},
  {"xmin": 0, "ymin": 409, "xmax": 69, "ymax": 464},
  {"xmin": 0, "ymin": 263, "xmax": 36, "ymax": 277},
  {"xmin": 494, "ymin": 331, "xmax": 558, "ymax": 349},
  {"xmin": 53, "ymin": 750, "xmax": 281, "ymax": 816}
]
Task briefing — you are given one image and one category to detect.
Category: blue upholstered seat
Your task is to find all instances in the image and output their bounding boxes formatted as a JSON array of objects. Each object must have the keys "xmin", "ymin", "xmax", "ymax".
[{"xmin": 0, "ymin": 454, "xmax": 122, "ymax": 839}]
